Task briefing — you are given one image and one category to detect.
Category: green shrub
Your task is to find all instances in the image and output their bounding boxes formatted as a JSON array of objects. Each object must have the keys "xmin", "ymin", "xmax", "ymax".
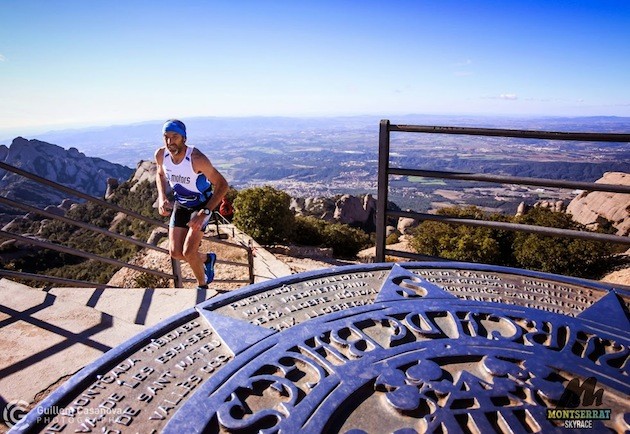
[
  {"xmin": 288, "ymin": 215, "xmax": 370, "ymax": 258},
  {"xmin": 512, "ymin": 207, "xmax": 613, "ymax": 277},
  {"xmin": 386, "ymin": 232, "xmax": 400, "ymax": 245},
  {"xmin": 66, "ymin": 202, "xmax": 116, "ymax": 227},
  {"xmin": 410, "ymin": 206, "xmax": 513, "ymax": 265},
  {"xmin": 110, "ymin": 179, "xmax": 162, "ymax": 219},
  {"xmin": 291, "ymin": 216, "xmax": 327, "ymax": 246},
  {"xmin": 233, "ymin": 186, "xmax": 294, "ymax": 245},
  {"xmin": 409, "ymin": 205, "xmax": 614, "ymax": 279},
  {"xmin": 321, "ymin": 222, "xmax": 371, "ymax": 258}
]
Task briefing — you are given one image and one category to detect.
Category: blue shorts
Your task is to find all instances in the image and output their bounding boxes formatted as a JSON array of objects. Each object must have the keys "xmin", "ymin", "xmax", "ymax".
[{"xmin": 169, "ymin": 202, "xmax": 211, "ymax": 230}]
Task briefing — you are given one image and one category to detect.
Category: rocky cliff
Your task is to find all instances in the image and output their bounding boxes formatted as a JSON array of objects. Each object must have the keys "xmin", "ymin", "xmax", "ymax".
[
  {"xmin": 566, "ymin": 172, "xmax": 630, "ymax": 236},
  {"xmin": 0, "ymin": 137, "xmax": 133, "ymax": 208}
]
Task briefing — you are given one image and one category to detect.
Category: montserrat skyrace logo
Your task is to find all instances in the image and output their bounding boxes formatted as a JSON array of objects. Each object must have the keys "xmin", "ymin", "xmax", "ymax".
[
  {"xmin": 166, "ymin": 173, "xmax": 191, "ymax": 185},
  {"xmin": 546, "ymin": 377, "xmax": 612, "ymax": 430}
]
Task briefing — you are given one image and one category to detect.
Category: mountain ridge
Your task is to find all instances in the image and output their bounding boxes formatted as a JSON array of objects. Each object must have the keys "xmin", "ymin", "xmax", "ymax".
[{"xmin": 0, "ymin": 137, "xmax": 133, "ymax": 218}]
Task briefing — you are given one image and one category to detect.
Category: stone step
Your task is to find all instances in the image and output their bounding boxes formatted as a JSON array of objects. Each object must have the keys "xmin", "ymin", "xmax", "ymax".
[
  {"xmin": 47, "ymin": 286, "xmax": 221, "ymax": 327},
  {"xmin": 0, "ymin": 277, "xmax": 237, "ymax": 426},
  {"xmin": 0, "ymin": 280, "xmax": 145, "ymax": 420}
]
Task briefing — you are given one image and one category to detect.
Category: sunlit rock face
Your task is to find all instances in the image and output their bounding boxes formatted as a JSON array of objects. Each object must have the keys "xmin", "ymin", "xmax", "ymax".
[
  {"xmin": 567, "ymin": 172, "xmax": 630, "ymax": 236},
  {"xmin": 0, "ymin": 137, "xmax": 133, "ymax": 207}
]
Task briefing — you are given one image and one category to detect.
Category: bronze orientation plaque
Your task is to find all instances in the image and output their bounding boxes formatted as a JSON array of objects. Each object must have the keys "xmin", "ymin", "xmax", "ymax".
[{"xmin": 10, "ymin": 262, "xmax": 630, "ymax": 433}]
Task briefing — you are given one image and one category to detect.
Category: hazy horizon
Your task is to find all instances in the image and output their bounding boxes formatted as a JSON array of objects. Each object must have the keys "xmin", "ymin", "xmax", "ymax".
[{"xmin": 3, "ymin": 112, "xmax": 630, "ymax": 143}]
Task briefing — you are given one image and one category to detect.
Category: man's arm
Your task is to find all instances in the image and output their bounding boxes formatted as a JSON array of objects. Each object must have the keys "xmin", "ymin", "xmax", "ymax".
[
  {"xmin": 154, "ymin": 148, "xmax": 172, "ymax": 216},
  {"xmin": 187, "ymin": 148, "xmax": 229, "ymax": 231},
  {"xmin": 192, "ymin": 148, "xmax": 229, "ymax": 212}
]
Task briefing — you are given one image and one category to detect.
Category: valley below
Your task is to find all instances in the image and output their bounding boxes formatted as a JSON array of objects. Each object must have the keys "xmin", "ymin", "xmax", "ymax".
[{"xmin": 3, "ymin": 115, "xmax": 629, "ymax": 215}]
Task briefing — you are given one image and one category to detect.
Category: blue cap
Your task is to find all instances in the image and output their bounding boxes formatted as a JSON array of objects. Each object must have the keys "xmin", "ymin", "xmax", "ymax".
[{"xmin": 162, "ymin": 119, "xmax": 186, "ymax": 138}]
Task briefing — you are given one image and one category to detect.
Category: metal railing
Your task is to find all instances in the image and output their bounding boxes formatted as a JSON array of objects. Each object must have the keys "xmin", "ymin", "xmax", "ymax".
[
  {"xmin": 375, "ymin": 120, "xmax": 630, "ymax": 262},
  {"xmin": 0, "ymin": 161, "xmax": 253, "ymax": 288}
]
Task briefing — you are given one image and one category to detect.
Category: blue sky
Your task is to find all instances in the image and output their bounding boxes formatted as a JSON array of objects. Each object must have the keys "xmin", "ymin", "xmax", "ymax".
[{"xmin": 1, "ymin": 0, "xmax": 629, "ymax": 134}]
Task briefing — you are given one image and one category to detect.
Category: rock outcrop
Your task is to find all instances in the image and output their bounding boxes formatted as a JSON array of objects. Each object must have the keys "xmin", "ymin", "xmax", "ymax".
[
  {"xmin": 291, "ymin": 196, "xmax": 336, "ymax": 221},
  {"xmin": 130, "ymin": 160, "xmax": 157, "ymax": 191},
  {"xmin": 566, "ymin": 172, "xmax": 630, "ymax": 236},
  {"xmin": 334, "ymin": 195, "xmax": 368, "ymax": 225},
  {"xmin": 0, "ymin": 137, "xmax": 133, "ymax": 208},
  {"xmin": 293, "ymin": 193, "xmax": 377, "ymax": 230},
  {"xmin": 534, "ymin": 200, "xmax": 565, "ymax": 213},
  {"xmin": 397, "ymin": 215, "xmax": 420, "ymax": 234},
  {"xmin": 104, "ymin": 178, "xmax": 119, "ymax": 199}
]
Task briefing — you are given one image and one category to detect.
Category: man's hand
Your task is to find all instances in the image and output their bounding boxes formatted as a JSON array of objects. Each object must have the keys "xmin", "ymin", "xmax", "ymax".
[
  {"xmin": 158, "ymin": 199, "xmax": 173, "ymax": 216},
  {"xmin": 187, "ymin": 210, "xmax": 207, "ymax": 232}
]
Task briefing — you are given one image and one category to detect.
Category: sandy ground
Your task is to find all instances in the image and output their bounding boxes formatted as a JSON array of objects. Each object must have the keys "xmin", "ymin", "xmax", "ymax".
[
  {"xmin": 107, "ymin": 236, "xmax": 252, "ymax": 291},
  {"xmin": 108, "ymin": 231, "xmax": 630, "ymax": 290},
  {"xmin": 601, "ymin": 266, "xmax": 630, "ymax": 287}
]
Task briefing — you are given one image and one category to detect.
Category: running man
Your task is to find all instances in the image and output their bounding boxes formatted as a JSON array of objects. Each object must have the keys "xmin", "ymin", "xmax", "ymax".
[{"xmin": 155, "ymin": 119, "xmax": 228, "ymax": 289}]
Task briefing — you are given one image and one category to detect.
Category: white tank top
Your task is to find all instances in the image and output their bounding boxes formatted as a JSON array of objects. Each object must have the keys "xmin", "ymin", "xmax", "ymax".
[{"xmin": 162, "ymin": 146, "xmax": 212, "ymax": 208}]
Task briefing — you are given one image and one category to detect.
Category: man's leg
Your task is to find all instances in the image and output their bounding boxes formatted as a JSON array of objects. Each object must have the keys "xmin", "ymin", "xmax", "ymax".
[
  {"xmin": 183, "ymin": 228, "xmax": 207, "ymax": 286},
  {"xmin": 169, "ymin": 226, "xmax": 188, "ymax": 261}
]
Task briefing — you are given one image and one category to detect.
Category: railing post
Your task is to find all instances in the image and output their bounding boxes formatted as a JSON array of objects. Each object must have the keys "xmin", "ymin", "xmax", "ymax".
[
  {"xmin": 171, "ymin": 258, "xmax": 183, "ymax": 288},
  {"xmin": 376, "ymin": 119, "xmax": 391, "ymax": 262},
  {"xmin": 247, "ymin": 243, "xmax": 255, "ymax": 284}
]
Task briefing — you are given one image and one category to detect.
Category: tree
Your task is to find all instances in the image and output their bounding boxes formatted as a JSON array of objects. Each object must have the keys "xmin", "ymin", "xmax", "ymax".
[
  {"xmin": 233, "ymin": 186, "xmax": 294, "ymax": 245},
  {"xmin": 409, "ymin": 206, "xmax": 513, "ymax": 265},
  {"xmin": 512, "ymin": 207, "xmax": 613, "ymax": 277}
]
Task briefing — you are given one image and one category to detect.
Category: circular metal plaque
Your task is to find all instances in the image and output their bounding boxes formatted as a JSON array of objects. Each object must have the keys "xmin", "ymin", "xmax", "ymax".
[{"xmin": 11, "ymin": 262, "xmax": 630, "ymax": 433}]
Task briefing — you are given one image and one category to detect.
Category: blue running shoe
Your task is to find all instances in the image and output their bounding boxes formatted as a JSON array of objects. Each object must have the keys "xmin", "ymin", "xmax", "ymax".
[{"xmin": 204, "ymin": 252, "xmax": 216, "ymax": 284}]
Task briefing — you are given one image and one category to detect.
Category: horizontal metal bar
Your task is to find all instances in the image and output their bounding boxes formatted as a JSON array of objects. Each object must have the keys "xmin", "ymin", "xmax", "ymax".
[
  {"xmin": 388, "ymin": 124, "xmax": 630, "ymax": 142},
  {"xmin": 181, "ymin": 277, "xmax": 251, "ymax": 284},
  {"xmin": 389, "ymin": 168, "xmax": 630, "ymax": 194},
  {"xmin": 0, "ymin": 230, "xmax": 176, "ymax": 279},
  {"xmin": 387, "ymin": 210, "xmax": 630, "ymax": 245},
  {"xmin": 0, "ymin": 269, "xmax": 119, "ymax": 288},
  {"xmin": 0, "ymin": 196, "xmax": 169, "ymax": 254},
  {"xmin": 218, "ymin": 259, "xmax": 250, "ymax": 268},
  {"xmin": 179, "ymin": 258, "xmax": 248, "ymax": 268},
  {"xmin": 383, "ymin": 249, "xmax": 443, "ymax": 262},
  {"xmin": 0, "ymin": 161, "xmax": 167, "ymax": 228},
  {"xmin": 378, "ymin": 120, "xmax": 630, "ymax": 263},
  {"xmin": 202, "ymin": 232, "xmax": 250, "ymax": 251}
]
